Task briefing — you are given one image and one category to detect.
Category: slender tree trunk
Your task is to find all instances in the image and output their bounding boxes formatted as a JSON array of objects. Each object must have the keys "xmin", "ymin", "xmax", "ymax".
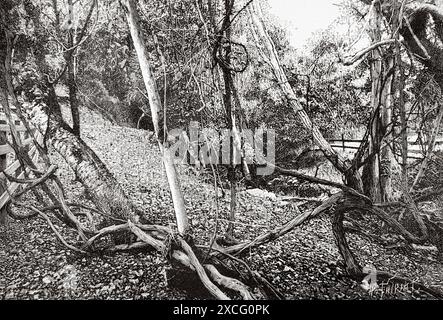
[
  {"xmin": 67, "ymin": 60, "xmax": 80, "ymax": 136},
  {"xmin": 364, "ymin": 2, "xmax": 383, "ymax": 202},
  {"xmin": 66, "ymin": 0, "xmax": 80, "ymax": 136},
  {"xmin": 331, "ymin": 208, "xmax": 361, "ymax": 275},
  {"xmin": 397, "ymin": 12, "xmax": 408, "ymax": 191},
  {"xmin": 121, "ymin": 0, "xmax": 189, "ymax": 236},
  {"xmin": 380, "ymin": 56, "xmax": 394, "ymax": 202},
  {"xmin": 233, "ymin": 89, "xmax": 252, "ymax": 181},
  {"xmin": 0, "ymin": 131, "xmax": 7, "ymax": 225},
  {"xmin": 248, "ymin": 1, "xmax": 363, "ymax": 192},
  {"xmin": 207, "ymin": 0, "xmax": 217, "ymax": 31},
  {"xmin": 219, "ymin": 0, "xmax": 238, "ymax": 239},
  {"xmin": 0, "ymin": 9, "xmax": 12, "ymax": 225}
]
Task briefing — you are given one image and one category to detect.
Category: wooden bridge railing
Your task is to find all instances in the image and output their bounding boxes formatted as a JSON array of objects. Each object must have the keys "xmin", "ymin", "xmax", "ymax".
[
  {"xmin": 0, "ymin": 109, "xmax": 43, "ymax": 224},
  {"xmin": 328, "ymin": 133, "xmax": 443, "ymax": 161}
]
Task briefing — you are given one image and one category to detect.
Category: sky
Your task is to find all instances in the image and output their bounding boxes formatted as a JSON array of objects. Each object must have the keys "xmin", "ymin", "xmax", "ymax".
[{"xmin": 267, "ymin": 0, "xmax": 343, "ymax": 49}]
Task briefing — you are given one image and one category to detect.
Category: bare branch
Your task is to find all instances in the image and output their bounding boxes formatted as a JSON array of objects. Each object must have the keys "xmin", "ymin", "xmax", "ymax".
[
  {"xmin": 342, "ymin": 39, "xmax": 397, "ymax": 66},
  {"xmin": 403, "ymin": 16, "xmax": 431, "ymax": 60},
  {"xmin": 14, "ymin": 202, "xmax": 86, "ymax": 253},
  {"xmin": 178, "ymin": 238, "xmax": 230, "ymax": 300},
  {"xmin": 204, "ymin": 264, "xmax": 254, "ymax": 300}
]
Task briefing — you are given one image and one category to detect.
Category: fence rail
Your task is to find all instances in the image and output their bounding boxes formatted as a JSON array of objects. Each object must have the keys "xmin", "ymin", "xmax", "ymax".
[
  {"xmin": 328, "ymin": 133, "xmax": 443, "ymax": 161},
  {"xmin": 0, "ymin": 110, "xmax": 43, "ymax": 222}
]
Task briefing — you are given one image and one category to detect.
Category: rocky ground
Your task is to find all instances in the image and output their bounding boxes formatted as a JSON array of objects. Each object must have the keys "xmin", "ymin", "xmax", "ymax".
[{"xmin": 0, "ymin": 109, "xmax": 442, "ymax": 300}]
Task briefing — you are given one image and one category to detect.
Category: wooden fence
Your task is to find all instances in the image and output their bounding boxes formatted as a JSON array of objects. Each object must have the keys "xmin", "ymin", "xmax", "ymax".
[
  {"xmin": 0, "ymin": 109, "xmax": 43, "ymax": 223},
  {"xmin": 328, "ymin": 133, "xmax": 443, "ymax": 161}
]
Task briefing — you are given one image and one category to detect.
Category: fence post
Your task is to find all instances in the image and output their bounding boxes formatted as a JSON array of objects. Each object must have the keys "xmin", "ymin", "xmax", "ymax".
[{"xmin": 0, "ymin": 131, "xmax": 7, "ymax": 225}]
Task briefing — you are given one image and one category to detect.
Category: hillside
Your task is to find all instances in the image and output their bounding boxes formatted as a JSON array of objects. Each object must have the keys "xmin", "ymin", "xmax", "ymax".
[{"xmin": 1, "ymin": 108, "xmax": 442, "ymax": 300}]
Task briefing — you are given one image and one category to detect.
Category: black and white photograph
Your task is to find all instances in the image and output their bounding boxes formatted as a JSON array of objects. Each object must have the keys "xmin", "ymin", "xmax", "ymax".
[{"xmin": 0, "ymin": 0, "xmax": 442, "ymax": 307}]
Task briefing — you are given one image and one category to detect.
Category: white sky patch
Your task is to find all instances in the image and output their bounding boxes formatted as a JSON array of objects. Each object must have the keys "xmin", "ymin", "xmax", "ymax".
[{"xmin": 267, "ymin": 0, "xmax": 342, "ymax": 48}]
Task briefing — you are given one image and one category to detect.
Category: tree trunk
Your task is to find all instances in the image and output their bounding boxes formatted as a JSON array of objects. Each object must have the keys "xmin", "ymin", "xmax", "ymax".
[
  {"xmin": 219, "ymin": 0, "xmax": 237, "ymax": 239},
  {"xmin": 364, "ymin": 2, "xmax": 383, "ymax": 202},
  {"xmin": 331, "ymin": 208, "xmax": 361, "ymax": 275},
  {"xmin": 248, "ymin": 1, "xmax": 363, "ymax": 192},
  {"xmin": 0, "ymin": 9, "xmax": 11, "ymax": 225},
  {"xmin": 0, "ymin": 131, "xmax": 7, "ymax": 225},
  {"xmin": 121, "ymin": 0, "xmax": 189, "ymax": 236},
  {"xmin": 380, "ymin": 56, "xmax": 394, "ymax": 202},
  {"xmin": 66, "ymin": 0, "xmax": 80, "ymax": 136},
  {"xmin": 396, "ymin": 2, "xmax": 408, "ymax": 192},
  {"xmin": 45, "ymin": 84, "xmax": 138, "ymax": 223}
]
